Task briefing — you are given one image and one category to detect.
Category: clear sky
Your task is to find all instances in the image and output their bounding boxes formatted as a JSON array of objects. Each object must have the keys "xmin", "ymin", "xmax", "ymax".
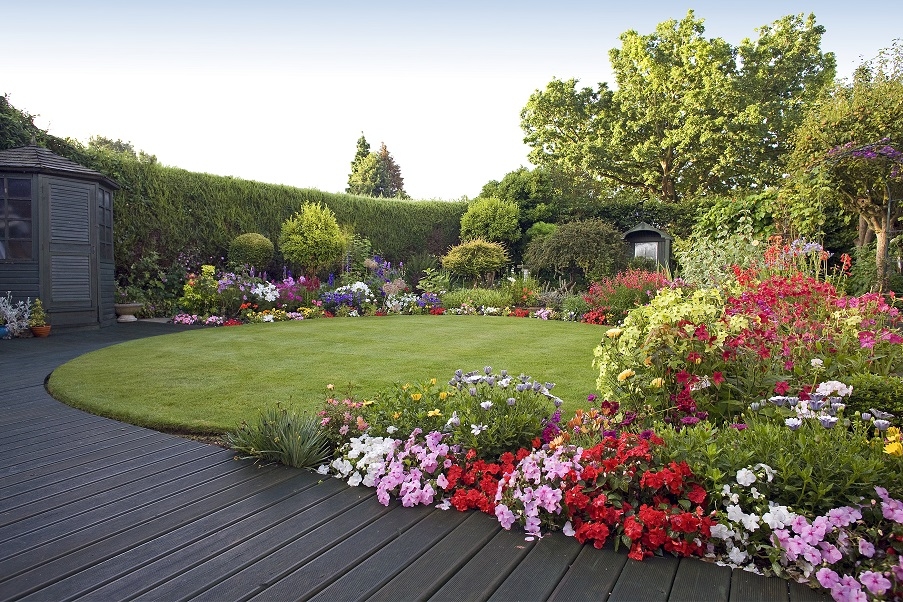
[{"xmin": 3, "ymin": 1, "xmax": 900, "ymax": 200}]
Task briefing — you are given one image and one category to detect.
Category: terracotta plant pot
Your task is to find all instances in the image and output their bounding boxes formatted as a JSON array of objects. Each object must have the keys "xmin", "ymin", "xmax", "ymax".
[{"xmin": 31, "ymin": 325, "xmax": 51, "ymax": 337}]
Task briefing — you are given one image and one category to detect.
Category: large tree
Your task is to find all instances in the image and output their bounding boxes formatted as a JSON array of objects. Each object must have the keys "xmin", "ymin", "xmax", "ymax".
[
  {"xmin": 521, "ymin": 11, "xmax": 834, "ymax": 203},
  {"xmin": 346, "ymin": 135, "xmax": 407, "ymax": 198},
  {"xmin": 789, "ymin": 44, "xmax": 903, "ymax": 291}
]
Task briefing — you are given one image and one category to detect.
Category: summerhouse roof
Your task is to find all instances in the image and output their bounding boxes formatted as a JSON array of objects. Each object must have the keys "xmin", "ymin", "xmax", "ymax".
[
  {"xmin": 0, "ymin": 146, "xmax": 119, "ymax": 189},
  {"xmin": 623, "ymin": 221, "xmax": 673, "ymax": 240}
]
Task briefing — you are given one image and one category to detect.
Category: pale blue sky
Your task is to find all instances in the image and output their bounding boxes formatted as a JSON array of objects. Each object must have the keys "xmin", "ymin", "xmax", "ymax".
[{"xmin": 3, "ymin": 2, "xmax": 900, "ymax": 199}]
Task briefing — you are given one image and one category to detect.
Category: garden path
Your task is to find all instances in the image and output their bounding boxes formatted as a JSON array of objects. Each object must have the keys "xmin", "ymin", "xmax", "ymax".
[{"xmin": 0, "ymin": 322, "xmax": 829, "ymax": 601}]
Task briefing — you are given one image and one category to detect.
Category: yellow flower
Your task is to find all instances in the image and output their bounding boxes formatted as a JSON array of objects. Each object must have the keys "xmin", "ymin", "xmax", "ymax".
[
  {"xmin": 617, "ymin": 369, "xmax": 635, "ymax": 382},
  {"xmin": 392, "ymin": 411, "xmax": 401, "ymax": 420},
  {"xmin": 362, "ymin": 399, "xmax": 374, "ymax": 406},
  {"xmin": 606, "ymin": 328, "xmax": 622, "ymax": 339},
  {"xmin": 650, "ymin": 377, "xmax": 664, "ymax": 388},
  {"xmin": 886, "ymin": 426, "xmax": 901, "ymax": 442},
  {"xmin": 430, "ymin": 378, "xmax": 437, "ymax": 386},
  {"xmin": 885, "ymin": 441, "xmax": 903, "ymax": 457},
  {"xmin": 402, "ymin": 383, "xmax": 410, "ymax": 391},
  {"xmin": 644, "ymin": 356, "xmax": 653, "ymax": 367},
  {"xmin": 439, "ymin": 391, "xmax": 448, "ymax": 401},
  {"xmin": 411, "ymin": 393, "xmax": 422, "ymax": 401},
  {"xmin": 427, "ymin": 409, "xmax": 442, "ymax": 417},
  {"xmin": 326, "ymin": 383, "xmax": 335, "ymax": 391}
]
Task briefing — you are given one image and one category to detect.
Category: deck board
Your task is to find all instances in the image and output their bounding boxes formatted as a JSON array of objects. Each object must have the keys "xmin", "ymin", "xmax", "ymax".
[{"xmin": 0, "ymin": 322, "xmax": 826, "ymax": 602}]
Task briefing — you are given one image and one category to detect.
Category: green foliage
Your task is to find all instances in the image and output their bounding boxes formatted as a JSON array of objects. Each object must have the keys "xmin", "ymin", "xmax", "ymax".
[
  {"xmin": 657, "ymin": 414, "xmax": 903, "ymax": 516},
  {"xmin": 440, "ymin": 287, "xmax": 511, "ymax": 310},
  {"xmin": 363, "ymin": 368, "xmax": 558, "ymax": 459},
  {"xmin": 845, "ymin": 373, "xmax": 903, "ymax": 417},
  {"xmin": 524, "ymin": 219, "xmax": 626, "ymax": 284},
  {"xmin": 524, "ymin": 221, "xmax": 557, "ymax": 244},
  {"xmin": 402, "ymin": 252, "xmax": 438, "ymax": 291},
  {"xmin": 418, "ymin": 267, "xmax": 452, "ymax": 294},
  {"xmin": 460, "ymin": 197, "xmax": 521, "ymax": 245},
  {"xmin": 560, "ymin": 294, "xmax": 590, "ymax": 318},
  {"xmin": 346, "ymin": 136, "xmax": 407, "ymax": 198},
  {"xmin": 228, "ymin": 233, "xmax": 274, "ymax": 271},
  {"xmin": 501, "ymin": 275, "xmax": 540, "ymax": 307},
  {"xmin": 521, "ymin": 12, "xmax": 834, "ymax": 202},
  {"xmin": 441, "ymin": 239, "xmax": 510, "ymax": 285},
  {"xmin": 789, "ymin": 43, "xmax": 903, "ymax": 290},
  {"xmin": 280, "ymin": 203, "xmax": 348, "ymax": 277},
  {"xmin": 225, "ymin": 404, "xmax": 331, "ymax": 469}
]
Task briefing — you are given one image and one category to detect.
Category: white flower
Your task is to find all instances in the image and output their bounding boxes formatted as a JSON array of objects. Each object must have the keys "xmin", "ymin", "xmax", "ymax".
[
  {"xmin": 471, "ymin": 423, "xmax": 487, "ymax": 435},
  {"xmin": 728, "ymin": 547, "xmax": 748, "ymax": 565},
  {"xmin": 762, "ymin": 505, "xmax": 795, "ymax": 529},
  {"xmin": 755, "ymin": 463, "xmax": 775, "ymax": 482},
  {"xmin": 480, "ymin": 401, "xmax": 492, "ymax": 410},
  {"xmin": 386, "ymin": 426, "xmax": 398, "ymax": 434},
  {"xmin": 562, "ymin": 521, "xmax": 576, "ymax": 537},
  {"xmin": 810, "ymin": 358, "xmax": 823, "ymax": 368},
  {"xmin": 815, "ymin": 380, "xmax": 853, "ymax": 398},
  {"xmin": 750, "ymin": 487, "xmax": 763, "ymax": 500},
  {"xmin": 726, "ymin": 504, "xmax": 746, "ymax": 523},
  {"xmin": 347, "ymin": 471, "xmax": 362, "ymax": 487},
  {"xmin": 710, "ymin": 523, "xmax": 734, "ymax": 540},
  {"xmin": 740, "ymin": 513, "xmax": 760, "ymax": 532},
  {"xmin": 315, "ymin": 464, "xmax": 329, "ymax": 475},
  {"xmin": 736, "ymin": 468, "xmax": 756, "ymax": 487}
]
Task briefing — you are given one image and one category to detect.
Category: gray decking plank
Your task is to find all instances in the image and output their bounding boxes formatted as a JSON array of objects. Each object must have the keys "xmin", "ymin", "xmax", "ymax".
[
  {"xmin": 16, "ymin": 469, "xmax": 327, "ymax": 601},
  {"xmin": 788, "ymin": 579, "xmax": 831, "ymax": 601},
  {"xmin": 130, "ymin": 486, "xmax": 379, "ymax": 602},
  {"xmin": 79, "ymin": 476, "xmax": 350, "ymax": 602},
  {"xmin": 308, "ymin": 507, "xmax": 471, "ymax": 602},
  {"xmin": 729, "ymin": 568, "xmax": 789, "ymax": 602},
  {"xmin": 367, "ymin": 510, "xmax": 502, "ymax": 602},
  {"xmin": 488, "ymin": 532, "xmax": 583, "ymax": 601},
  {"xmin": 0, "ymin": 463, "xmax": 294, "ymax": 599},
  {"xmin": 669, "ymin": 557, "xmax": 733, "ymax": 602},
  {"xmin": 182, "ymin": 495, "xmax": 395, "ymax": 602},
  {"xmin": 428, "ymin": 524, "xmax": 536, "ymax": 602},
  {"xmin": 608, "ymin": 555, "xmax": 680, "ymax": 602},
  {"xmin": 245, "ymin": 503, "xmax": 435, "ymax": 601},
  {"xmin": 549, "ymin": 544, "xmax": 628, "ymax": 601}
]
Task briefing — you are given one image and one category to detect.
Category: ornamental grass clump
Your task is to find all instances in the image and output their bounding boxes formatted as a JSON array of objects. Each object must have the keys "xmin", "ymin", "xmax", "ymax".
[{"xmin": 225, "ymin": 404, "xmax": 330, "ymax": 469}]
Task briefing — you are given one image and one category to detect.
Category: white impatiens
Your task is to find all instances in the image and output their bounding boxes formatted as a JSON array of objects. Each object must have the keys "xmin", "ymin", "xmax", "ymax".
[{"xmin": 815, "ymin": 380, "xmax": 853, "ymax": 398}]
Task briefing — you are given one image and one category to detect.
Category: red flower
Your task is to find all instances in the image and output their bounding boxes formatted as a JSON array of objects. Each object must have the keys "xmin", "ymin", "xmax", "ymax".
[
  {"xmin": 687, "ymin": 483, "xmax": 707, "ymax": 505},
  {"xmin": 711, "ymin": 371, "xmax": 725, "ymax": 386},
  {"xmin": 774, "ymin": 381, "xmax": 790, "ymax": 395}
]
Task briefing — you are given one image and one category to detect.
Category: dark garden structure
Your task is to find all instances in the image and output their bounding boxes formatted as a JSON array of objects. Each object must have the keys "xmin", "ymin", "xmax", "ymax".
[
  {"xmin": 623, "ymin": 222, "xmax": 673, "ymax": 268},
  {"xmin": 0, "ymin": 146, "xmax": 118, "ymax": 329}
]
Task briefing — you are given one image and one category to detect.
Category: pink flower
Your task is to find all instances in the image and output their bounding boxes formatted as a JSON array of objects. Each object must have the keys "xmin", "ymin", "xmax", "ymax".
[
  {"xmin": 857, "ymin": 539, "xmax": 875, "ymax": 558},
  {"xmin": 818, "ymin": 542, "xmax": 842, "ymax": 564},
  {"xmin": 832, "ymin": 576, "xmax": 866, "ymax": 602},
  {"xmin": 816, "ymin": 567, "xmax": 840, "ymax": 589},
  {"xmin": 858, "ymin": 571, "xmax": 891, "ymax": 596},
  {"xmin": 495, "ymin": 504, "xmax": 516, "ymax": 529}
]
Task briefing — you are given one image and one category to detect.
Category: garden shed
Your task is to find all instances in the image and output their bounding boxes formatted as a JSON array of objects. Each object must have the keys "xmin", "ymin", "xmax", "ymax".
[
  {"xmin": 0, "ymin": 146, "xmax": 118, "ymax": 329},
  {"xmin": 623, "ymin": 222, "xmax": 672, "ymax": 267}
]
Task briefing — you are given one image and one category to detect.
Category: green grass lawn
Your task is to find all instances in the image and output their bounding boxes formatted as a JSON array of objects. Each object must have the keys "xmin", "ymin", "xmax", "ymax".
[{"xmin": 48, "ymin": 315, "xmax": 606, "ymax": 434}]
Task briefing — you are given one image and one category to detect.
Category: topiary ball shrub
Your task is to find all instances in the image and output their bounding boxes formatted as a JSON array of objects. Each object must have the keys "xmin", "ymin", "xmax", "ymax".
[
  {"xmin": 441, "ymin": 238, "xmax": 510, "ymax": 286},
  {"xmin": 228, "ymin": 233, "xmax": 275, "ymax": 271},
  {"xmin": 280, "ymin": 202, "xmax": 348, "ymax": 278}
]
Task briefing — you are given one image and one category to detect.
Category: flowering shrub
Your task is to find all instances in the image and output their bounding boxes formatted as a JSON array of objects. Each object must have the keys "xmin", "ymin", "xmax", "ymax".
[
  {"xmin": 594, "ymin": 272, "xmax": 903, "ymax": 424},
  {"xmin": 320, "ymin": 281, "xmax": 376, "ymax": 314},
  {"xmin": 317, "ymin": 387, "xmax": 371, "ymax": 451},
  {"xmin": 383, "ymin": 292, "xmax": 442, "ymax": 315},
  {"xmin": 583, "ymin": 269, "xmax": 673, "ymax": 325}
]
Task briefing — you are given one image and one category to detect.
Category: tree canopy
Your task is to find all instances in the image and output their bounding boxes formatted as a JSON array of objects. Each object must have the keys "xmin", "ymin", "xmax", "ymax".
[
  {"xmin": 788, "ymin": 43, "xmax": 903, "ymax": 290},
  {"xmin": 521, "ymin": 11, "xmax": 835, "ymax": 203},
  {"xmin": 346, "ymin": 134, "xmax": 408, "ymax": 198}
]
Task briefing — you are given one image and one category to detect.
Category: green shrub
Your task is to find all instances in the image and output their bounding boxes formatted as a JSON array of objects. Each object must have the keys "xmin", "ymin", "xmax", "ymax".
[
  {"xmin": 845, "ymin": 373, "xmax": 903, "ymax": 417},
  {"xmin": 560, "ymin": 294, "xmax": 590, "ymax": 318},
  {"xmin": 441, "ymin": 238, "xmax": 510, "ymax": 286},
  {"xmin": 363, "ymin": 368, "xmax": 559, "ymax": 459},
  {"xmin": 225, "ymin": 404, "xmax": 331, "ymax": 469},
  {"xmin": 440, "ymin": 287, "xmax": 511, "ymax": 310},
  {"xmin": 460, "ymin": 197, "xmax": 521, "ymax": 246},
  {"xmin": 501, "ymin": 275, "xmax": 540, "ymax": 307},
  {"xmin": 418, "ymin": 267, "xmax": 452, "ymax": 294},
  {"xmin": 280, "ymin": 203, "xmax": 347, "ymax": 277},
  {"xmin": 524, "ymin": 219, "xmax": 626, "ymax": 284},
  {"xmin": 403, "ymin": 252, "xmax": 439, "ymax": 291},
  {"xmin": 657, "ymin": 412, "xmax": 903, "ymax": 516},
  {"xmin": 228, "ymin": 233, "xmax": 275, "ymax": 271},
  {"xmin": 524, "ymin": 221, "xmax": 557, "ymax": 244}
]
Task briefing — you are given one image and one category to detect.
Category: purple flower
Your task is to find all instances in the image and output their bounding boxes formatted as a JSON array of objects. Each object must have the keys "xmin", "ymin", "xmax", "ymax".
[
  {"xmin": 816, "ymin": 567, "xmax": 840, "ymax": 589},
  {"xmin": 495, "ymin": 504, "xmax": 516, "ymax": 529},
  {"xmin": 730, "ymin": 423, "xmax": 748, "ymax": 430},
  {"xmin": 858, "ymin": 539, "xmax": 875, "ymax": 558}
]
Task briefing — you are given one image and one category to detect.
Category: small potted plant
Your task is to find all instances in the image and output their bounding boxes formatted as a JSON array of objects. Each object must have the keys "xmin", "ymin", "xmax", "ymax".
[{"xmin": 29, "ymin": 298, "xmax": 51, "ymax": 337}]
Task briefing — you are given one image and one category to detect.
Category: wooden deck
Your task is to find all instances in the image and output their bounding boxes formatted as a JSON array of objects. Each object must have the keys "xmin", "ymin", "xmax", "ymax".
[{"xmin": 0, "ymin": 322, "xmax": 830, "ymax": 601}]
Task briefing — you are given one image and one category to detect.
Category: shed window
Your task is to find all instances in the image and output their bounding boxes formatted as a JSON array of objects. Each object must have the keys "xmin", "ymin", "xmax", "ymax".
[
  {"xmin": 0, "ymin": 177, "xmax": 32, "ymax": 260},
  {"xmin": 634, "ymin": 241, "xmax": 658, "ymax": 261},
  {"xmin": 97, "ymin": 189, "xmax": 113, "ymax": 261}
]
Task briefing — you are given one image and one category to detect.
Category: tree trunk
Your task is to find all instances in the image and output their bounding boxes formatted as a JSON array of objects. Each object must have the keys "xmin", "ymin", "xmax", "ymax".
[
  {"xmin": 875, "ymin": 226, "xmax": 889, "ymax": 293},
  {"xmin": 857, "ymin": 215, "xmax": 875, "ymax": 248}
]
